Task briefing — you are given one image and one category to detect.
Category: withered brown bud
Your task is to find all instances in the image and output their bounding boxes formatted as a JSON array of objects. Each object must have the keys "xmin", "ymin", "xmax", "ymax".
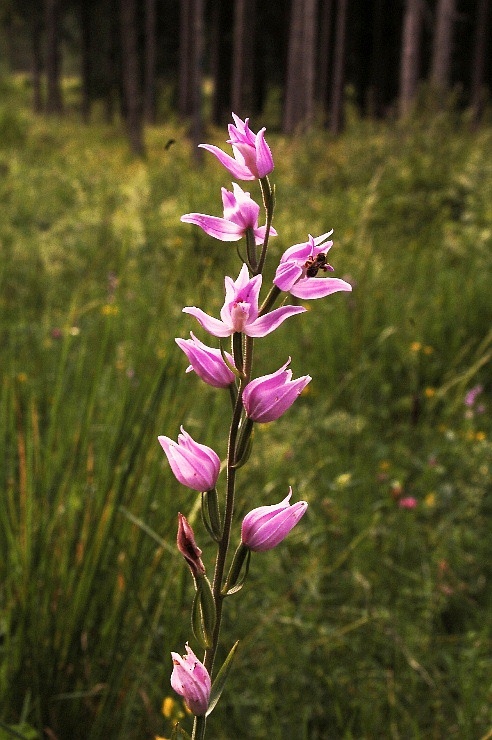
[{"xmin": 177, "ymin": 512, "xmax": 206, "ymax": 578}]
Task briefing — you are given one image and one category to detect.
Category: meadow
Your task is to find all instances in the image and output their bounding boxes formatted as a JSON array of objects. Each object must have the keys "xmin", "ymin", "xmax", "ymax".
[{"xmin": 0, "ymin": 79, "xmax": 491, "ymax": 739}]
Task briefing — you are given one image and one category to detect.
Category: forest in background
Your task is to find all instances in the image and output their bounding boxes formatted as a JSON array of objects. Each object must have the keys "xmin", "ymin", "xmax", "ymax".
[{"xmin": 1, "ymin": 0, "xmax": 491, "ymax": 154}]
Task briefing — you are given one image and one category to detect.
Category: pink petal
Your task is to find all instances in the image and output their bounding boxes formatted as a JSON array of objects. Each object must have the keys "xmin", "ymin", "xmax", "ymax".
[
  {"xmin": 181, "ymin": 213, "xmax": 244, "ymax": 241},
  {"xmin": 198, "ymin": 144, "xmax": 256, "ymax": 180},
  {"xmin": 313, "ymin": 231, "xmax": 334, "ymax": 246},
  {"xmin": 246, "ymin": 305, "xmax": 306, "ymax": 337},
  {"xmin": 255, "ymin": 128, "xmax": 274, "ymax": 178},
  {"xmin": 289, "ymin": 277, "xmax": 352, "ymax": 299},
  {"xmin": 253, "ymin": 224, "xmax": 277, "ymax": 245},
  {"xmin": 274, "ymin": 261, "xmax": 303, "ymax": 291},
  {"xmin": 183, "ymin": 306, "xmax": 233, "ymax": 337}
]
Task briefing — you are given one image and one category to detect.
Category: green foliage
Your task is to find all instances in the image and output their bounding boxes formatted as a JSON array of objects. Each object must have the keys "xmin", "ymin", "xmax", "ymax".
[{"xmin": 0, "ymin": 88, "xmax": 491, "ymax": 738}]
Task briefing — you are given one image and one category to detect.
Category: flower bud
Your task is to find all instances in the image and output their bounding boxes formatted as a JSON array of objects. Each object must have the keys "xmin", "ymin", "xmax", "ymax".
[
  {"xmin": 242, "ymin": 359, "xmax": 311, "ymax": 423},
  {"xmin": 158, "ymin": 427, "xmax": 220, "ymax": 492},
  {"xmin": 241, "ymin": 488, "xmax": 308, "ymax": 552},
  {"xmin": 170, "ymin": 643, "xmax": 211, "ymax": 716}
]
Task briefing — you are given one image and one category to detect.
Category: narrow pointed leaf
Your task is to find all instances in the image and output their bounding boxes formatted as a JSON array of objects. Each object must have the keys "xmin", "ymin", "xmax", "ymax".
[
  {"xmin": 191, "ymin": 590, "xmax": 209, "ymax": 649},
  {"xmin": 206, "ymin": 641, "xmax": 240, "ymax": 717}
]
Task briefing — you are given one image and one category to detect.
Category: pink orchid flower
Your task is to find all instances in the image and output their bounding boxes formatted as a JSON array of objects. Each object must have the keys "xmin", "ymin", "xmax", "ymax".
[
  {"xmin": 181, "ymin": 182, "xmax": 277, "ymax": 244},
  {"xmin": 158, "ymin": 427, "xmax": 220, "ymax": 492},
  {"xmin": 241, "ymin": 488, "xmax": 308, "ymax": 552},
  {"xmin": 199, "ymin": 113, "xmax": 274, "ymax": 181},
  {"xmin": 242, "ymin": 359, "xmax": 311, "ymax": 422},
  {"xmin": 170, "ymin": 643, "xmax": 211, "ymax": 716},
  {"xmin": 183, "ymin": 263, "xmax": 305, "ymax": 338},
  {"xmin": 175, "ymin": 332, "xmax": 236, "ymax": 388},
  {"xmin": 274, "ymin": 232, "xmax": 352, "ymax": 299}
]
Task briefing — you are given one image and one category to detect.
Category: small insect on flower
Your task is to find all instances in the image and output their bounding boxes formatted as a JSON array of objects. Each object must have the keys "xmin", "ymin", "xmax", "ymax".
[{"xmin": 304, "ymin": 253, "xmax": 334, "ymax": 278}]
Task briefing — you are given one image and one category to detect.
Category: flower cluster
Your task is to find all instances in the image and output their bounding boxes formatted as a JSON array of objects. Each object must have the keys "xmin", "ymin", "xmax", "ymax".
[{"xmin": 158, "ymin": 115, "xmax": 351, "ymax": 734}]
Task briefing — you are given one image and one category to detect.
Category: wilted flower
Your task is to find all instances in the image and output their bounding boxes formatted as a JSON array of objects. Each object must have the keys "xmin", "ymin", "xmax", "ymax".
[
  {"xmin": 274, "ymin": 232, "xmax": 352, "ymax": 299},
  {"xmin": 158, "ymin": 427, "xmax": 220, "ymax": 492},
  {"xmin": 175, "ymin": 332, "xmax": 235, "ymax": 388},
  {"xmin": 177, "ymin": 512, "xmax": 206, "ymax": 577},
  {"xmin": 241, "ymin": 488, "xmax": 308, "ymax": 551},
  {"xmin": 181, "ymin": 183, "xmax": 277, "ymax": 244},
  {"xmin": 242, "ymin": 359, "xmax": 311, "ymax": 423},
  {"xmin": 170, "ymin": 644, "xmax": 211, "ymax": 716},
  {"xmin": 183, "ymin": 263, "xmax": 305, "ymax": 338},
  {"xmin": 199, "ymin": 113, "xmax": 274, "ymax": 180}
]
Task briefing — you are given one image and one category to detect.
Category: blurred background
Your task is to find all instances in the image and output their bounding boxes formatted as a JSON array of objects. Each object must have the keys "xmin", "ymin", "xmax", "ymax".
[{"xmin": 0, "ymin": 1, "xmax": 491, "ymax": 739}]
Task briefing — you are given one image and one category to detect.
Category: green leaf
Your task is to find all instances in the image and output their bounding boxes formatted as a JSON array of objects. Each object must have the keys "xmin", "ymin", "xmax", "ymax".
[
  {"xmin": 191, "ymin": 591, "xmax": 208, "ymax": 649},
  {"xmin": 206, "ymin": 641, "xmax": 239, "ymax": 717},
  {"xmin": 222, "ymin": 544, "xmax": 250, "ymax": 596}
]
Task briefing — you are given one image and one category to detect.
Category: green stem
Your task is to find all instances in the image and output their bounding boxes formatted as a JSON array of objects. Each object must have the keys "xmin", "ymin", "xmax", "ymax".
[
  {"xmin": 258, "ymin": 284, "xmax": 282, "ymax": 317},
  {"xmin": 245, "ymin": 227, "xmax": 258, "ymax": 272},
  {"xmin": 257, "ymin": 176, "xmax": 275, "ymax": 275},
  {"xmin": 192, "ymin": 714, "xmax": 207, "ymax": 740}
]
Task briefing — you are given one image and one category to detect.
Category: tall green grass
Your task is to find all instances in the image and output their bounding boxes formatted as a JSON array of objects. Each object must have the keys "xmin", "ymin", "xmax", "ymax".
[{"xmin": 1, "ymin": 86, "xmax": 491, "ymax": 738}]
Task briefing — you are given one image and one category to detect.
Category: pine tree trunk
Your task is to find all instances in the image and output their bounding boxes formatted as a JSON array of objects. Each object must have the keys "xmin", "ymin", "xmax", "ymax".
[
  {"xmin": 80, "ymin": 0, "xmax": 91, "ymax": 122},
  {"xmin": 430, "ymin": 0, "xmax": 456, "ymax": 92},
  {"xmin": 104, "ymin": 0, "xmax": 119, "ymax": 123},
  {"xmin": 399, "ymin": 0, "xmax": 423, "ymax": 117},
  {"xmin": 330, "ymin": 0, "xmax": 348, "ymax": 135},
  {"xmin": 120, "ymin": 0, "xmax": 145, "ymax": 156},
  {"xmin": 31, "ymin": 10, "xmax": 43, "ymax": 114},
  {"xmin": 470, "ymin": 0, "xmax": 490, "ymax": 126},
  {"xmin": 231, "ymin": 0, "xmax": 256, "ymax": 117},
  {"xmin": 44, "ymin": 0, "xmax": 63, "ymax": 114},
  {"xmin": 190, "ymin": 0, "xmax": 204, "ymax": 162},
  {"xmin": 283, "ymin": 0, "xmax": 318, "ymax": 134},
  {"xmin": 210, "ymin": 0, "xmax": 233, "ymax": 125},
  {"xmin": 144, "ymin": 0, "xmax": 157, "ymax": 123},
  {"xmin": 368, "ymin": 0, "xmax": 385, "ymax": 117},
  {"xmin": 317, "ymin": 0, "xmax": 334, "ymax": 118},
  {"xmin": 179, "ymin": 0, "xmax": 193, "ymax": 116}
]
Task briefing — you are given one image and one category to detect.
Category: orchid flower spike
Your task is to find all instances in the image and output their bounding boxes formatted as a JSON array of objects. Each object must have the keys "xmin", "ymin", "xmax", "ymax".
[
  {"xmin": 274, "ymin": 232, "xmax": 352, "ymax": 299},
  {"xmin": 199, "ymin": 113, "xmax": 274, "ymax": 180},
  {"xmin": 241, "ymin": 488, "xmax": 308, "ymax": 552},
  {"xmin": 158, "ymin": 427, "xmax": 220, "ymax": 492},
  {"xmin": 183, "ymin": 263, "xmax": 305, "ymax": 339},
  {"xmin": 181, "ymin": 183, "xmax": 277, "ymax": 244},
  {"xmin": 170, "ymin": 643, "xmax": 211, "ymax": 716}
]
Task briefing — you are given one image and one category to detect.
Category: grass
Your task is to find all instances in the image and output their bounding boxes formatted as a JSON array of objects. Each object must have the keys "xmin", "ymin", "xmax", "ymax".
[{"xmin": 0, "ymin": 79, "xmax": 491, "ymax": 738}]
